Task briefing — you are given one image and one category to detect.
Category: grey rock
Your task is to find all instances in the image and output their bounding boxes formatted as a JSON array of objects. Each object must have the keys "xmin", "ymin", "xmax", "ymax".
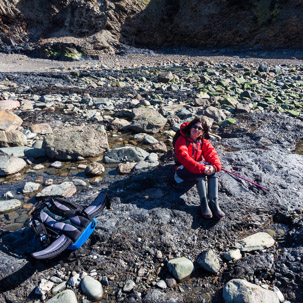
[
  {"xmin": 158, "ymin": 71, "xmax": 174, "ymax": 83},
  {"xmin": 23, "ymin": 182, "xmax": 41, "ymax": 194},
  {"xmin": 46, "ymin": 289, "xmax": 77, "ymax": 303},
  {"xmin": 51, "ymin": 161, "xmax": 62, "ymax": 168},
  {"xmin": 223, "ymin": 279, "xmax": 279, "ymax": 303},
  {"xmin": 123, "ymin": 280, "xmax": 136, "ymax": 292},
  {"xmin": 167, "ymin": 257, "xmax": 194, "ymax": 281},
  {"xmin": 43, "ymin": 125, "xmax": 109, "ymax": 160},
  {"xmin": 204, "ymin": 106, "xmax": 227, "ymax": 121},
  {"xmin": 235, "ymin": 232, "xmax": 275, "ymax": 252},
  {"xmin": 0, "ymin": 199, "xmax": 22, "ymax": 214},
  {"xmin": 51, "ymin": 282, "xmax": 67, "ymax": 295},
  {"xmin": 104, "ymin": 146, "xmax": 149, "ymax": 163},
  {"xmin": 223, "ymin": 249, "xmax": 242, "ymax": 261},
  {"xmin": 36, "ymin": 182, "xmax": 77, "ymax": 198},
  {"xmin": 156, "ymin": 280, "xmax": 167, "ymax": 289},
  {"xmin": 85, "ymin": 162, "xmax": 105, "ymax": 176},
  {"xmin": 134, "ymin": 160, "xmax": 159, "ymax": 170},
  {"xmin": 81, "ymin": 276, "xmax": 103, "ymax": 301},
  {"xmin": 129, "ymin": 108, "xmax": 167, "ymax": 134},
  {"xmin": 143, "ymin": 134, "xmax": 159, "ymax": 144},
  {"xmin": 72, "ymin": 179, "xmax": 88, "ymax": 186},
  {"xmin": 0, "ymin": 146, "xmax": 46, "ymax": 158},
  {"xmin": 0, "ymin": 154, "xmax": 27, "ymax": 175},
  {"xmin": 197, "ymin": 249, "xmax": 221, "ymax": 274}
]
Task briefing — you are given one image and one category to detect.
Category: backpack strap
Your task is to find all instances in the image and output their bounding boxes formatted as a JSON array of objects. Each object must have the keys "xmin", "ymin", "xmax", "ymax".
[
  {"xmin": 45, "ymin": 197, "xmax": 81, "ymax": 218},
  {"xmin": 30, "ymin": 219, "xmax": 50, "ymax": 247}
]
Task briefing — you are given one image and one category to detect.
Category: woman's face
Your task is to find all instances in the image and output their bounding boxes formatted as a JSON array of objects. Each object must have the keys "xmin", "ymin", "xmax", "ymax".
[{"xmin": 190, "ymin": 122, "xmax": 203, "ymax": 140}]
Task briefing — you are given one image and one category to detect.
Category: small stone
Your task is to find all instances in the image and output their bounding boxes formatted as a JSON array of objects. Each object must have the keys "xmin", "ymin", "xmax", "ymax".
[
  {"xmin": 156, "ymin": 280, "xmax": 167, "ymax": 289},
  {"xmin": 85, "ymin": 162, "xmax": 105, "ymax": 176},
  {"xmin": 51, "ymin": 282, "xmax": 67, "ymax": 295},
  {"xmin": 51, "ymin": 161, "xmax": 62, "ymax": 168},
  {"xmin": 197, "ymin": 250, "xmax": 221, "ymax": 274},
  {"xmin": 4, "ymin": 191, "xmax": 14, "ymax": 198},
  {"xmin": 35, "ymin": 279, "xmax": 54, "ymax": 297},
  {"xmin": 33, "ymin": 164, "xmax": 45, "ymax": 170},
  {"xmin": 166, "ymin": 278, "xmax": 177, "ymax": 288},
  {"xmin": 123, "ymin": 280, "xmax": 136, "ymax": 292},
  {"xmin": 223, "ymin": 249, "xmax": 242, "ymax": 261},
  {"xmin": 23, "ymin": 182, "xmax": 41, "ymax": 194},
  {"xmin": 68, "ymin": 273, "xmax": 80, "ymax": 287},
  {"xmin": 117, "ymin": 162, "xmax": 136, "ymax": 174}
]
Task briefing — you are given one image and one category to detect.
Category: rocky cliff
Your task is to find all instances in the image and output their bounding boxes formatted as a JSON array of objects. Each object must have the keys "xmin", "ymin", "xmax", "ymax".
[{"xmin": 0, "ymin": 0, "xmax": 303, "ymax": 56}]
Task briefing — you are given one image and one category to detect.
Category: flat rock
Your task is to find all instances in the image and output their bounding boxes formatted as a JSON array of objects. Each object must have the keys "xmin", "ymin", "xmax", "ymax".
[
  {"xmin": 23, "ymin": 182, "xmax": 41, "ymax": 194},
  {"xmin": 36, "ymin": 182, "xmax": 77, "ymax": 198},
  {"xmin": 0, "ymin": 199, "xmax": 22, "ymax": 214},
  {"xmin": 0, "ymin": 146, "xmax": 46, "ymax": 158},
  {"xmin": 103, "ymin": 146, "xmax": 149, "ymax": 163},
  {"xmin": 0, "ymin": 154, "xmax": 27, "ymax": 175},
  {"xmin": 0, "ymin": 100, "xmax": 20, "ymax": 110},
  {"xmin": 223, "ymin": 249, "xmax": 242, "ymax": 261},
  {"xmin": 235, "ymin": 232, "xmax": 275, "ymax": 252},
  {"xmin": 30, "ymin": 123, "xmax": 53, "ymax": 134},
  {"xmin": 223, "ymin": 279, "xmax": 280, "ymax": 303}
]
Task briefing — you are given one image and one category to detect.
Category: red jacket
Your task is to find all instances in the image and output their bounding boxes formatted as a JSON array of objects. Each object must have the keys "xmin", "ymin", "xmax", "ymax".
[{"xmin": 174, "ymin": 122, "xmax": 221, "ymax": 174}]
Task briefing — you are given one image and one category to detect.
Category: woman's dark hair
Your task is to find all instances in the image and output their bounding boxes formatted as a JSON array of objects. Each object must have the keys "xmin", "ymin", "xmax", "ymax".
[{"xmin": 182, "ymin": 117, "xmax": 210, "ymax": 140}]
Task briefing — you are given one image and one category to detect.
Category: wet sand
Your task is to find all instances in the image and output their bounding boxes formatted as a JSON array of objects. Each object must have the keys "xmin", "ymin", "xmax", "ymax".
[{"xmin": 0, "ymin": 49, "xmax": 302, "ymax": 73}]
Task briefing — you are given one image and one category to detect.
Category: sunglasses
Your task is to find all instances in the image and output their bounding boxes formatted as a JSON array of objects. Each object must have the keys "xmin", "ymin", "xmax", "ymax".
[{"xmin": 192, "ymin": 125, "xmax": 203, "ymax": 131}]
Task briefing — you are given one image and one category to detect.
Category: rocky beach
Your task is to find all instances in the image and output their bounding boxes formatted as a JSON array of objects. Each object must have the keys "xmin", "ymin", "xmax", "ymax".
[{"xmin": 0, "ymin": 50, "xmax": 303, "ymax": 303}]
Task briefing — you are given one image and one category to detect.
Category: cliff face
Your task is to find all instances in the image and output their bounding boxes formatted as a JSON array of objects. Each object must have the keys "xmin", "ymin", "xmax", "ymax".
[{"xmin": 0, "ymin": 0, "xmax": 303, "ymax": 55}]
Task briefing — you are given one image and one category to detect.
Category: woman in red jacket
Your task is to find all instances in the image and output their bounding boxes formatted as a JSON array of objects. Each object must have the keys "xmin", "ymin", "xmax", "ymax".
[{"xmin": 174, "ymin": 117, "xmax": 225, "ymax": 219}]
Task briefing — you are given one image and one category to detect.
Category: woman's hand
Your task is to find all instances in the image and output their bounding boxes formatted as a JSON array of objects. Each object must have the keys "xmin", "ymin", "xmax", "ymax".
[{"xmin": 204, "ymin": 165, "xmax": 216, "ymax": 175}]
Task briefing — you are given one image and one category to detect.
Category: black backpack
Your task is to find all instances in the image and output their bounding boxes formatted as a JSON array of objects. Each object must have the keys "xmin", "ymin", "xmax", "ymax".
[{"xmin": 29, "ymin": 192, "xmax": 110, "ymax": 260}]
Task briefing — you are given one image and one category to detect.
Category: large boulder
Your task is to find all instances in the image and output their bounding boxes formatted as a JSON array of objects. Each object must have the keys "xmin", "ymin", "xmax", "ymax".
[
  {"xmin": 129, "ymin": 108, "xmax": 167, "ymax": 134},
  {"xmin": 43, "ymin": 125, "xmax": 109, "ymax": 160},
  {"xmin": 0, "ymin": 110, "xmax": 23, "ymax": 131}
]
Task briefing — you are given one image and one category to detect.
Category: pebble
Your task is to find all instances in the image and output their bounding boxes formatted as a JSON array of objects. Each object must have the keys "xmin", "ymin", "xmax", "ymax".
[
  {"xmin": 81, "ymin": 276, "xmax": 104, "ymax": 301},
  {"xmin": 51, "ymin": 161, "xmax": 62, "ymax": 168},
  {"xmin": 68, "ymin": 273, "xmax": 81, "ymax": 287},
  {"xmin": 123, "ymin": 280, "xmax": 136, "ymax": 292}
]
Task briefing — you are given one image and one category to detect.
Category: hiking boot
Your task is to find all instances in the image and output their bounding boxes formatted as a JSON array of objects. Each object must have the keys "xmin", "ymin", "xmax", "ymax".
[
  {"xmin": 200, "ymin": 197, "xmax": 213, "ymax": 219},
  {"xmin": 209, "ymin": 199, "xmax": 225, "ymax": 219}
]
